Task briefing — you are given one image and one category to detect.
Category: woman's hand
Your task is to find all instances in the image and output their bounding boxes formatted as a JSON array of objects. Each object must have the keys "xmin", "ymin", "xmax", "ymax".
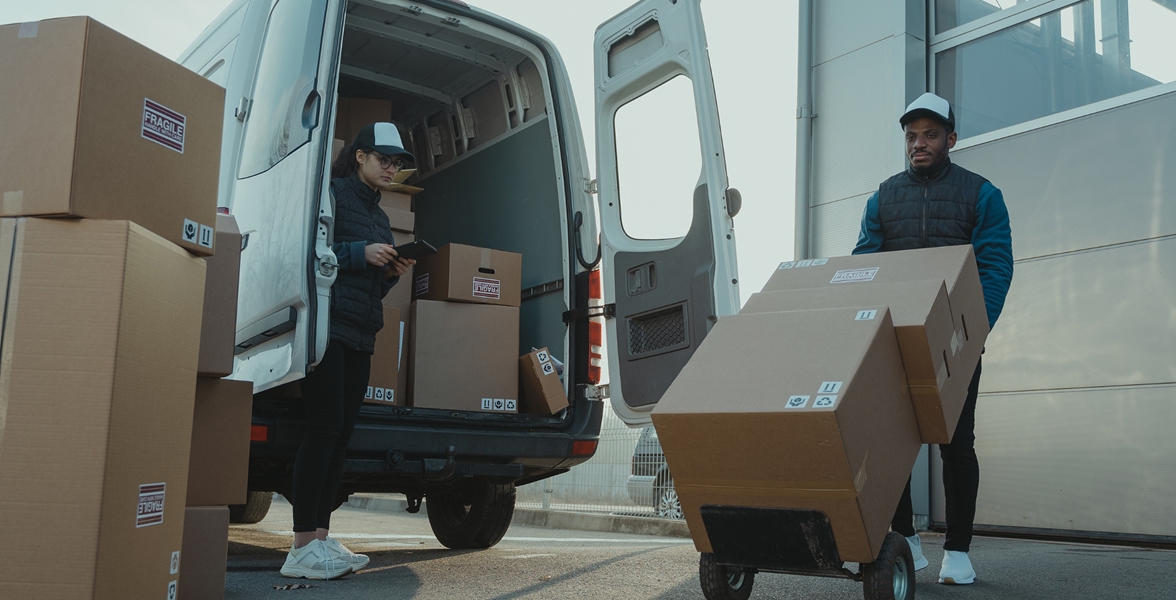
[
  {"xmin": 385, "ymin": 250, "xmax": 415, "ymax": 278},
  {"xmin": 365, "ymin": 243, "xmax": 396, "ymax": 267}
]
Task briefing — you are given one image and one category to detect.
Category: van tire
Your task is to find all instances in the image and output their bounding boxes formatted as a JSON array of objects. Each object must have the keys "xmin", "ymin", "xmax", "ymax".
[
  {"xmin": 426, "ymin": 481, "xmax": 516, "ymax": 549},
  {"xmin": 699, "ymin": 552, "xmax": 755, "ymax": 600},
  {"xmin": 229, "ymin": 491, "xmax": 273, "ymax": 524}
]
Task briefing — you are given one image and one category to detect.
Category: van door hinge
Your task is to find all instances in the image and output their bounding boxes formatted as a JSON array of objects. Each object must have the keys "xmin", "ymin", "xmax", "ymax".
[
  {"xmin": 562, "ymin": 304, "xmax": 615, "ymax": 324},
  {"xmin": 584, "ymin": 179, "xmax": 598, "ymax": 195},
  {"xmin": 586, "ymin": 384, "xmax": 610, "ymax": 401},
  {"xmin": 318, "ymin": 254, "xmax": 338, "ymax": 276},
  {"xmin": 235, "ymin": 97, "xmax": 251, "ymax": 122}
]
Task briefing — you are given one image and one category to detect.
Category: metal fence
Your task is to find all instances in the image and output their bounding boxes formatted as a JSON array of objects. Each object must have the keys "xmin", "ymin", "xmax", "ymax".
[{"xmin": 516, "ymin": 402, "xmax": 682, "ymax": 520}]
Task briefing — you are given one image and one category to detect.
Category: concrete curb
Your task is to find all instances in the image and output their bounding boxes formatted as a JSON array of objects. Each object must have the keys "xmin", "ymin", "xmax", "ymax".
[{"xmin": 346, "ymin": 494, "xmax": 691, "ymax": 539}]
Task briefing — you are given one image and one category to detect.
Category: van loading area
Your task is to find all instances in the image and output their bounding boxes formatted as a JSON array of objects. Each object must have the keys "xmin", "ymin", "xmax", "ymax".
[{"xmin": 222, "ymin": 497, "xmax": 1176, "ymax": 599}]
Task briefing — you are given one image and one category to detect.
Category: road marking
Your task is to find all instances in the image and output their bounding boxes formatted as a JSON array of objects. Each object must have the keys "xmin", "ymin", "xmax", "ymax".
[{"xmin": 261, "ymin": 530, "xmax": 691, "ymax": 544}]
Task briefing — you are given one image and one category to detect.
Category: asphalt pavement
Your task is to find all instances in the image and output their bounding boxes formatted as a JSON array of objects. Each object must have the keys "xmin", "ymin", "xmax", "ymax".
[{"xmin": 226, "ymin": 497, "xmax": 1176, "ymax": 599}]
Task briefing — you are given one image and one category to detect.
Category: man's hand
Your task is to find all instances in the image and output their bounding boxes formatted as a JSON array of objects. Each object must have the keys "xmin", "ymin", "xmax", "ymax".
[
  {"xmin": 365, "ymin": 243, "xmax": 396, "ymax": 267},
  {"xmin": 385, "ymin": 249, "xmax": 415, "ymax": 278}
]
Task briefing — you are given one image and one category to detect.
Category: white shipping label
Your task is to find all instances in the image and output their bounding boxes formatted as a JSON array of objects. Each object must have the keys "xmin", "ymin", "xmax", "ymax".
[
  {"xmin": 167, "ymin": 580, "xmax": 177, "ymax": 600},
  {"xmin": 414, "ymin": 274, "xmax": 430, "ymax": 297},
  {"xmin": 505, "ymin": 399, "xmax": 517, "ymax": 412},
  {"xmin": 813, "ymin": 395, "xmax": 837, "ymax": 408},
  {"xmin": 141, "ymin": 98, "xmax": 186, "ymax": 153},
  {"xmin": 818, "ymin": 381, "xmax": 843, "ymax": 394},
  {"xmin": 855, "ymin": 310, "xmax": 878, "ymax": 321},
  {"xmin": 136, "ymin": 482, "xmax": 166, "ymax": 528},
  {"xmin": 536, "ymin": 350, "xmax": 550, "ymax": 363},
  {"xmin": 481, "ymin": 398, "xmax": 493, "ymax": 410},
  {"xmin": 181, "ymin": 219, "xmax": 199, "ymax": 244},
  {"xmin": 385, "ymin": 389, "xmax": 396, "ymax": 403},
  {"xmin": 796, "ymin": 259, "xmax": 814, "ymax": 267},
  {"xmin": 472, "ymin": 277, "xmax": 501, "ymax": 300},
  {"xmin": 777, "ymin": 261, "xmax": 795, "ymax": 270},
  {"xmin": 170, "ymin": 551, "xmax": 180, "ymax": 575},
  {"xmin": 540, "ymin": 361, "xmax": 556, "ymax": 376},
  {"xmin": 785, "ymin": 395, "xmax": 810, "ymax": 409},
  {"xmin": 830, "ymin": 267, "xmax": 879, "ymax": 284},
  {"xmin": 198, "ymin": 224, "xmax": 214, "ymax": 248},
  {"xmin": 812, "ymin": 258, "xmax": 829, "ymax": 265},
  {"xmin": 373, "ymin": 387, "xmax": 385, "ymax": 401},
  {"xmin": 365, "ymin": 386, "xmax": 373, "ymax": 399}
]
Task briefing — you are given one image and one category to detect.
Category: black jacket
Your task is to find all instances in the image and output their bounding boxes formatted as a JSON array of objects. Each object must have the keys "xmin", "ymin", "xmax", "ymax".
[{"xmin": 328, "ymin": 173, "xmax": 398, "ymax": 353}]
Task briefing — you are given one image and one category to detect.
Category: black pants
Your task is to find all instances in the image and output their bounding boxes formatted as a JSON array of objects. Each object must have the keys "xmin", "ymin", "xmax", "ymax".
[
  {"xmin": 291, "ymin": 340, "xmax": 370, "ymax": 532},
  {"xmin": 891, "ymin": 359, "xmax": 982, "ymax": 552}
]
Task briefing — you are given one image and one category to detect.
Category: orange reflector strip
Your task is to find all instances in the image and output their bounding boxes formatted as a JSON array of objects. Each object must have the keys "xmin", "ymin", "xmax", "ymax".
[
  {"xmin": 572, "ymin": 440, "xmax": 598, "ymax": 456},
  {"xmin": 588, "ymin": 321, "xmax": 603, "ymax": 346},
  {"xmin": 588, "ymin": 269, "xmax": 602, "ymax": 299},
  {"xmin": 250, "ymin": 425, "xmax": 269, "ymax": 442}
]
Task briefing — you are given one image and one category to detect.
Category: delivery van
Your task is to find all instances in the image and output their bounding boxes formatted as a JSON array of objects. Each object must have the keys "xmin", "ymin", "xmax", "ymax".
[{"xmin": 179, "ymin": 0, "xmax": 739, "ymax": 546}]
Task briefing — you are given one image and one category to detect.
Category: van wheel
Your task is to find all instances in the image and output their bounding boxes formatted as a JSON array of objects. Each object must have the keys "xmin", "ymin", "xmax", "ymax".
[
  {"xmin": 426, "ymin": 481, "xmax": 516, "ymax": 549},
  {"xmin": 862, "ymin": 532, "xmax": 916, "ymax": 600},
  {"xmin": 229, "ymin": 491, "xmax": 273, "ymax": 524},
  {"xmin": 655, "ymin": 477, "xmax": 684, "ymax": 520},
  {"xmin": 699, "ymin": 552, "xmax": 755, "ymax": 600}
]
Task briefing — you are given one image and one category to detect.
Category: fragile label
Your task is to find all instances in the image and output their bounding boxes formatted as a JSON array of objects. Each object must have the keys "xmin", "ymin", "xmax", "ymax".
[
  {"xmin": 796, "ymin": 260, "xmax": 814, "ymax": 268},
  {"xmin": 855, "ymin": 310, "xmax": 877, "ymax": 321},
  {"xmin": 414, "ymin": 273, "xmax": 429, "ymax": 297},
  {"xmin": 785, "ymin": 395, "xmax": 810, "ymax": 409},
  {"xmin": 812, "ymin": 258, "xmax": 828, "ymax": 265},
  {"xmin": 167, "ymin": 580, "xmax": 177, "ymax": 600},
  {"xmin": 481, "ymin": 398, "xmax": 518, "ymax": 413},
  {"xmin": 182, "ymin": 219, "xmax": 199, "ymax": 244},
  {"xmin": 365, "ymin": 386, "xmax": 373, "ymax": 399},
  {"xmin": 141, "ymin": 98, "xmax": 186, "ymax": 153},
  {"xmin": 818, "ymin": 381, "xmax": 843, "ymax": 394},
  {"xmin": 813, "ymin": 395, "xmax": 837, "ymax": 408},
  {"xmin": 198, "ymin": 224, "xmax": 214, "ymax": 248},
  {"xmin": 137, "ymin": 482, "xmax": 166, "ymax": 528},
  {"xmin": 777, "ymin": 261, "xmax": 795, "ymax": 270},
  {"xmin": 472, "ymin": 277, "xmax": 501, "ymax": 299},
  {"xmin": 830, "ymin": 267, "xmax": 878, "ymax": 284},
  {"xmin": 170, "ymin": 551, "xmax": 180, "ymax": 575},
  {"xmin": 541, "ymin": 361, "xmax": 556, "ymax": 376}
]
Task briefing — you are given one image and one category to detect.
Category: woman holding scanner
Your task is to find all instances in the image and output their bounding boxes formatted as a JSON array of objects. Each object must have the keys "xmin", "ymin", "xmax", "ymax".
[{"xmin": 280, "ymin": 122, "xmax": 416, "ymax": 580}]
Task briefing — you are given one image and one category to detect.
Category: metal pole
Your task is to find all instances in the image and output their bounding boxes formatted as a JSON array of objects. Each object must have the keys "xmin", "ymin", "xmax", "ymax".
[{"xmin": 793, "ymin": 0, "xmax": 814, "ymax": 260}]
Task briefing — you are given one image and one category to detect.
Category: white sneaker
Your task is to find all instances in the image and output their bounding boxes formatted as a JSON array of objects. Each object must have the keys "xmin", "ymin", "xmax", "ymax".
[
  {"xmin": 324, "ymin": 536, "xmax": 370, "ymax": 572},
  {"xmin": 280, "ymin": 539, "xmax": 352, "ymax": 580},
  {"xmin": 939, "ymin": 550, "xmax": 976, "ymax": 585},
  {"xmin": 906, "ymin": 534, "xmax": 929, "ymax": 571}
]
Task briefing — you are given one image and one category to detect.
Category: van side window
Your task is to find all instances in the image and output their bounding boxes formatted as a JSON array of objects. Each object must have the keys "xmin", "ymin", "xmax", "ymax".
[{"xmin": 237, "ymin": 0, "xmax": 329, "ymax": 179}]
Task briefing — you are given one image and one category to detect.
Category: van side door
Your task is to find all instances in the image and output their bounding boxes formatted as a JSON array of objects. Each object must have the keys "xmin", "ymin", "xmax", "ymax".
[
  {"xmin": 595, "ymin": 0, "xmax": 740, "ymax": 426},
  {"xmin": 229, "ymin": 0, "xmax": 345, "ymax": 391}
]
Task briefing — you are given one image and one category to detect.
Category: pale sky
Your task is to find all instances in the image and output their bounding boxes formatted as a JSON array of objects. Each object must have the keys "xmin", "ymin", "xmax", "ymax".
[{"xmin": 0, "ymin": 0, "xmax": 801, "ymax": 304}]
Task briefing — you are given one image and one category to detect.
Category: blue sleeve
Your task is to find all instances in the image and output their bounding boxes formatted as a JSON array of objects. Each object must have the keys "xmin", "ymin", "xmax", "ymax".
[
  {"xmin": 332, "ymin": 240, "xmax": 369, "ymax": 271},
  {"xmin": 852, "ymin": 192, "xmax": 884, "ymax": 255},
  {"xmin": 971, "ymin": 182, "xmax": 1014, "ymax": 329}
]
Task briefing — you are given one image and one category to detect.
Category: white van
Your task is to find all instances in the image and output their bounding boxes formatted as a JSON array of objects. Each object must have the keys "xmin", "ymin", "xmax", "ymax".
[{"xmin": 180, "ymin": 0, "xmax": 739, "ymax": 545}]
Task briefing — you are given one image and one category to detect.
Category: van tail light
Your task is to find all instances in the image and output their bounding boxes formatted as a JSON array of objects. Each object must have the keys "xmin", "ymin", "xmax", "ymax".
[
  {"xmin": 250, "ymin": 424, "xmax": 269, "ymax": 442},
  {"xmin": 573, "ymin": 439, "xmax": 598, "ymax": 457},
  {"xmin": 587, "ymin": 269, "xmax": 604, "ymax": 385}
]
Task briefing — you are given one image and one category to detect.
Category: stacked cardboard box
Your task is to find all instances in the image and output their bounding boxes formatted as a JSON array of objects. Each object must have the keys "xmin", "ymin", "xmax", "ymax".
[
  {"xmin": 0, "ymin": 17, "xmax": 236, "ymax": 599},
  {"xmin": 651, "ymin": 246, "xmax": 988, "ymax": 564},
  {"xmin": 408, "ymin": 244, "xmax": 525, "ymax": 412}
]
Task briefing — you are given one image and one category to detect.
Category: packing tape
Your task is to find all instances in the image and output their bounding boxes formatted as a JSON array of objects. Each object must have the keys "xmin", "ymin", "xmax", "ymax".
[
  {"xmin": 2, "ymin": 191, "xmax": 23, "ymax": 215},
  {"xmin": 480, "ymin": 248, "xmax": 491, "ymax": 269},
  {"xmin": 18, "ymin": 22, "xmax": 39, "ymax": 39}
]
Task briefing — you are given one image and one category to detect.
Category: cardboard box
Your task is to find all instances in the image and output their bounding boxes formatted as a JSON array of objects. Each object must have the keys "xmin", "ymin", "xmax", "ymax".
[
  {"xmin": 364, "ymin": 306, "xmax": 404, "ymax": 406},
  {"xmin": 760, "ymin": 246, "xmax": 989, "ymax": 442},
  {"xmin": 0, "ymin": 17, "xmax": 223, "ymax": 256},
  {"xmin": 382, "ymin": 205, "xmax": 415, "ymax": 233},
  {"xmin": 413, "ymin": 243, "xmax": 522, "ymax": 307},
  {"xmin": 380, "ymin": 190, "xmax": 412, "ymax": 211},
  {"xmin": 334, "ymin": 97, "xmax": 392, "ymax": 143},
  {"xmin": 409, "ymin": 300, "xmax": 519, "ymax": 412},
  {"xmin": 0, "ymin": 218, "xmax": 205, "ymax": 599},
  {"xmin": 519, "ymin": 348, "xmax": 569, "ymax": 415},
  {"xmin": 178, "ymin": 506, "xmax": 229, "ymax": 600},
  {"xmin": 333, "ymin": 138, "xmax": 345, "ymax": 162},
  {"xmin": 651, "ymin": 307, "xmax": 921, "ymax": 563},
  {"xmin": 742, "ymin": 281, "xmax": 963, "ymax": 443},
  {"xmin": 198, "ymin": 214, "xmax": 242, "ymax": 377},
  {"xmin": 186, "ymin": 378, "xmax": 253, "ymax": 506}
]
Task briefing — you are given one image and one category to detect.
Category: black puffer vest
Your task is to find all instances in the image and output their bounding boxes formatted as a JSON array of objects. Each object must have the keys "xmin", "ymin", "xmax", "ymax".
[
  {"xmin": 330, "ymin": 173, "xmax": 395, "ymax": 353},
  {"xmin": 877, "ymin": 160, "xmax": 988, "ymax": 251}
]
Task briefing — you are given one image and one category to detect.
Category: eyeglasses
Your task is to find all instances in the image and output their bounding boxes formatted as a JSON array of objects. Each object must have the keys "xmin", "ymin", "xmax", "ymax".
[{"xmin": 365, "ymin": 151, "xmax": 405, "ymax": 171}]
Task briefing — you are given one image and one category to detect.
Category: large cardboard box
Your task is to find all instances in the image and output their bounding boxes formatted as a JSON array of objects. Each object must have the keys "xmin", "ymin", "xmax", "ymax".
[
  {"xmin": 198, "ymin": 214, "xmax": 242, "ymax": 377},
  {"xmin": 380, "ymin": 190, "xmax": 413, "ymax": 211},
  {"xmin": 334, "ymin": 97, "xmax": 392, "ymax": 143},
  {"xmin": 364, "ymin": 306, "xmax": 404, "ymax": 406},
  {"xmin": 0, "ymin": 218, "xmax": 205, "ymax": 599},
  {"xmin": 651, "ymin": 307, "xmax": 921, "ymax": 563},
  {"xmin": 381, "ymin": 205, "xmax": 415, "ymax": 233},
  {"xmin": 742, "ymin": 281, "xmax": 963, "ymax": 443},
  {"xmin": 0, "ymin": 17, "xmax": 224, "ymax": 256},
  {"xmin": 177, "ymin": 506, "xmax": 229, "ymax": 600},
  {"xmin": 519, "ymin": 348, "xmax": 569, "ymax": 415},
  {"xmin": 409, "ymin": 300, "xmax": 519, "ymax": 412},
  {"xmin": 413, "ymin": 243, "xmax": 522, "ymax": 307},
  {"xmin": 186, "ymin": 378, "xmax": 253, "ymax": 507}
]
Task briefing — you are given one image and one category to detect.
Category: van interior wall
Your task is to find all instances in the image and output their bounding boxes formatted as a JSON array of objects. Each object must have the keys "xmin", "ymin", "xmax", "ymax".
[{"xmin": 412, "ymin": 119, "xmax": 567, "ymax": 362}]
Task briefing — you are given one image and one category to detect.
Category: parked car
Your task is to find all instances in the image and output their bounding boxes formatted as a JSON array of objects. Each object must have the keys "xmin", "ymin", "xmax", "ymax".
[
  {"xmin": 627, "ymin": 427, "xmax": 682, "ymax": 519},
  {"xmin": 180, "ymin": 0, "xmax": 737, "ymax": 546}
]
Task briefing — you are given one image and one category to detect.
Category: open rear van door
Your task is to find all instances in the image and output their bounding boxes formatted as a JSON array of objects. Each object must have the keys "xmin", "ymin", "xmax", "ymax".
[
  {"xmin": 594, "ymin": 0, "xmax": 739, "ymax": 426},
  {"xmin": 229, "ymin": 0, "xmax": 345, "ymax": 391}
]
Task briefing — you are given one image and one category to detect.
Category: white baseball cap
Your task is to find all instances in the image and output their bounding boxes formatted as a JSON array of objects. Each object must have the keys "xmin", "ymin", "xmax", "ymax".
[
  {"xmin": 353, "ymin": 122, "xmax": 415, "ymax": 162},
  {"xmin": 900, "ymin": 92, "xmax": 955, "ymax": 131}
]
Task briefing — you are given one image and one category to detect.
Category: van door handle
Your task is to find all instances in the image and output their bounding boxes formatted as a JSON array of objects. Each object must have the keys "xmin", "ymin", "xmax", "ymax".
[{"xmin": 299, "ymin": 84, "xmax": 320, "ymax": 130}]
